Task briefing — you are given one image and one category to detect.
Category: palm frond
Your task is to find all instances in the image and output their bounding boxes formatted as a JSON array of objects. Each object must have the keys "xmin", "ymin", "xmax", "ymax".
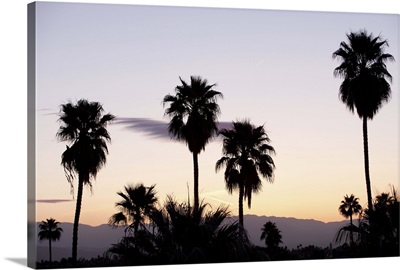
[
  {"xmin": 216, "ymin": 119, "xmax": 276, "ymax": 222},
  {"xmin": 57, "ymin": 99, "xmax": 115, "ymax": 194},
  {"xmin": 333, "ymin": 30, "xmax": 395, "ymax": 119},
  {"xmin": 334, "ymin": 224, "xmax": 360, "ymax": 245},
  {"xmin": 163, "ymin": 76, "xmax": 222, "ymax": 154},
  {"xmin": 37, "ymin": 218, "xmax": 63, "ymax": 242}
]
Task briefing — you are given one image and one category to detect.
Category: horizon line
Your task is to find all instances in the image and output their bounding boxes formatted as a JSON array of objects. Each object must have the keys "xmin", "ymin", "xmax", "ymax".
[{"xmin": 35, "ymin": 214, "xmax": 348, "ymax": 227}]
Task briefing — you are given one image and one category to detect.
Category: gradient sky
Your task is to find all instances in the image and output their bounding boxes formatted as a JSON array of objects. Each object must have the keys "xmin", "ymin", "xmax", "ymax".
[{"xmin": 34, "ymin": 1, "xmax": 399, "ymax": 226}]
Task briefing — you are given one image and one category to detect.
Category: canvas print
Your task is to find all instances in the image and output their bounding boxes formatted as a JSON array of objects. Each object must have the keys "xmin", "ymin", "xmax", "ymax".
[{"xmin": 27, "ymin": 1, "xmax": 399, "ymax": 269}]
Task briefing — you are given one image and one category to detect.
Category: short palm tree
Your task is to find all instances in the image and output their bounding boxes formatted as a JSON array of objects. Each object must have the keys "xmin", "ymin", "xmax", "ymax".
[
  {"xmin": 260, "ymin": 221, "xmax": 282, "ymax": 250},
  {"xmin": 109, "ymin": 183, "xmax": 158, "ymax": 239},
  {"xmin": 38, "ymin": 218, "xmax": 63, "ymax": 263},
  {"xmin": 148, "ymin": 196, "xmax": 251, "ymax": 264},
  {"xmin": 364, "ymin": 188, "xmax": 399, "ymax": 252},
  {"xmin": 56, "ymin": 99, "xmax": 115, "ymax": 262},
  {"xmin": 344, "ymin": 187, "xmax": 399, "ymax": 256},
  {"xmin": 338, "ymin": 194, "xmax": 362, "ymax": 245},
  {"xmin": 215, "ymin": 120, "xmax": 275, "ymax": 228},
  {"xmin": 163, "ymin": 76, "xmax": 223, "ymax": 213},
  {"xmin": 332, "ymin": 30, "xmax": 395, "ymax": 210}
]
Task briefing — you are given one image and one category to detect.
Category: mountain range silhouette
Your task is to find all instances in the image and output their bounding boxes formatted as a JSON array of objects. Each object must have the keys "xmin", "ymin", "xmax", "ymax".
[{"xmin": 36, "ymin": 215, "xmax": 349, "ymax": 262}]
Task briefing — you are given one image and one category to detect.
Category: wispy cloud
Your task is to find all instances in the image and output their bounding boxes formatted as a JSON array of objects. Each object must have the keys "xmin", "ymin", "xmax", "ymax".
[
  {"xmin": 37, "ymin": 108, "xmax": 58, "ymax": 116},
  {"xmin": 113, "ymin": 117, "xmax": 233, "ymax": 141},
  {"xmin": 203, "ymin": 196, "xmax": 233, "ymax": 206},
  {"xmin": 201, "ymin": 189, "xmax": 234, "ymax": 206},
  {"xmin": 36, "ymin": 199, "xmax": 73, "ymax": 204},
  {"xmin": 37, "ymin": 108, "xmax": 54, "ymax": 111},
  {"xmin": 113, "ymin": 117, "xmax": 170, "ymax": 140}
]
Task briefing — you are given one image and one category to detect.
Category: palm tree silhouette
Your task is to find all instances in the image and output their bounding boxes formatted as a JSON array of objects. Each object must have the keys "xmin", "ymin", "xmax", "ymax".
[
  {"xmin": 260, "ymin": 221, "xmax": 282, "ymax": 250},
  {"xmin": 332, "ymin": 30, "xmax": 395, "ymax": 210},
  {"xmin": 361, "ymin": 187, "xmax": 399, "ymax": 254},
  {"xmin": 338, "ymin": 194, "xmax": 362, "ymax": 245},
  {"xmin": 109, "ymin": 183, "xmax": 158, "ymax": 239},
  {"xmin": 38, "ymin": 218, "xmax": 63, "ymax": 263},
  {"xmin": 147, "ymin": 196, "xmax": 251, "ymax": 263},
  {"xmin": 163, "ymin": 76, "xmax": 223, "ymax": 213},
  {"xmin": 215, "ymin": 120, "xmax": 275, "ymax": 228},
  {"xmin": 56, "ymin": 99, "xmax": 115, "ymax": 262}
]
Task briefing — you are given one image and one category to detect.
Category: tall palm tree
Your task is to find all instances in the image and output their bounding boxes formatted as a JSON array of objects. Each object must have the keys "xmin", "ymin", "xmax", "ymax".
[
  {"xmin": 38, "ymin": 218, "xmax": 63, "ymax": 263},
  {"xmin": 332, "ymin": 30, "xmax": 395, "ymax": 210},
  {"xmin": 338, "ymin": 194, "xmax": 362, "ymax": 245},
  {"xmin": 109, "ymin": 183, "xmax": 158, "ymax": 239},
  {"xmin": 56, "ymin": 99, "xmax": 115, "ymax": 262},
  {"xmin": 260, "ymin": 221, "xmax": 282, "ymax": 250},
  {"xmin": 163, "ymin": 76, "xmax": 223, "ymax": 213},
  {"xmin": 215, "ymin": 120, "xmax": 275, "ymax": 228}
]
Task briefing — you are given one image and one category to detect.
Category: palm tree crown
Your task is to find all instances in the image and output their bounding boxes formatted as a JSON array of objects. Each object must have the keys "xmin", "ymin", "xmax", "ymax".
[
  {"xmin": 38, "ymin": 218, "xmax": 63, "ymax": 242},
  {"xmin": 109, "ymin": 183, "xmax": 158, "ymax": 237},
  {"xmin": 56, "ymin": 99, "xmax": 115, "ymax": 262},
  {"xmin": 215, "ymin": 120, "xmax": 275, "ymax": 227},
  {"xmin": 163, "ymin": 76, "xmax": 223, "ymax": 213},
  {"xmin": 260, "ymin": 221, "xmax": 282, "ymax": 249},
  {"xmin": 332, "ymin": 30, "xmax": 394, "ymax": 119},
  {"xmin": 339, "ymin": 194, "xmax": 362, "ymax": 221},
  {"xmin": 163, "ymin": 76, "xmax": 223, "ymax": 153},
  {"xmin": 57, "ymin": 99, "xmax": 115, "ymax": 190},
  {"xmin": 38, "ymin": 218, "xmax": 63, "ymax": 262}
]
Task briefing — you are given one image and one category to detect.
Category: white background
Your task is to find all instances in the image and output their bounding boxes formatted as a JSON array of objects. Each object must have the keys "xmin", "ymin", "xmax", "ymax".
[{"xmin": 0, "ymin": 0, "xmax": 399, "ymax": 270}]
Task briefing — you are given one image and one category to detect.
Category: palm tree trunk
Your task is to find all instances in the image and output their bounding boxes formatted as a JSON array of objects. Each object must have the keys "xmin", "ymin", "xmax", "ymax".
[
  {"xmin": 134, "ymin": 220, "xmax": 139, "ymax": 249},
  {"xmin": 238, "ymin": 183, "xmax": 244, "ymax": 235},
  {"xmin": 72, "ymin": 176, "xmax": 84, "ymax": 263},
  {"xmin": 350, "ymin": 215, "xmax": 354, "ymax": 246},
  {"xmin": 363, "ymin": 117, "xmax": 373, "ymax": 210},
  {"xmin": 49, "ymin": 238, "xmax": 52, "ymax": 263},
  {"xmin": 193, "ymin": 152, "xmax": 199, "ymax": 213}
]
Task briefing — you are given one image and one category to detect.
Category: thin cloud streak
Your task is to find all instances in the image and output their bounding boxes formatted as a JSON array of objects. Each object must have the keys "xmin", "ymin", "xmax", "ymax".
[
  {"xmin": 113, "ymin": 117, "xmax": 170, "ymax": 140},
  {"xmin": 203, "ymin": 196, "xmax": 233, "ymax": 206},
  {"xmin": 36, "ymin": 199, "xmax": 73, "ymax": 204},
  {"xmin": 37, "ymin": 108, "xmax": 58, "ymax": 116},
  {"xmin": 113, "ymin": 117, "xmax": 233, "ymax": 141},
  {"xmin": 201, "ymin": 189, "xmax": 234, "ymax": 206}
]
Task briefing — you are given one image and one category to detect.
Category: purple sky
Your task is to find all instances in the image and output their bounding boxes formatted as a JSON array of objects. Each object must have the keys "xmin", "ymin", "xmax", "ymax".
[{"xmin": 32, "ymin": 1, "xmax": 398, "ymax": 226}]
